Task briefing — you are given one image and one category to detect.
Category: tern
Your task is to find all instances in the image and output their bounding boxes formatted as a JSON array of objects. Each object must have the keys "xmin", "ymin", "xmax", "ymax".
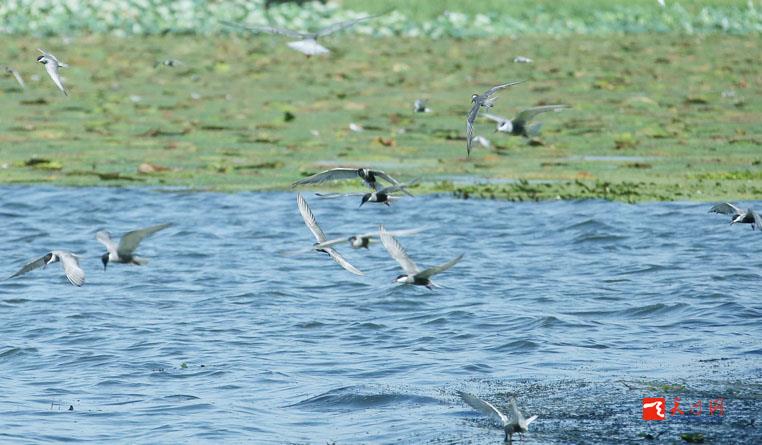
[
  {"xmin": 36, "ymin": 49, "xmax": 68, "ymax": 96},
  {"xmin": 413, "ymin": 99, "xmax": 431, "ymax": 113},
  {"xmin": 457, "ymin": 391, "xmax": 538, "ymax": 443},
  {"xmin": 284, "ymin": 227, "xmax": 425, "ymax": 256},
  {"xmin": 379, "ymin": 225, "xmax": 462, "ymax": 289},
  {"xmin": 316, "ymin": 181, "xmax": 417, "ymax": 207},
  {"xmin": 482, "ymin": 105, "xmax": 570, "ymax": 138},
  {"xmin": 7, "ymin": 251, "xmax": 84, "ymax": 287},
  {"xmin": 513, "ymin": 56, "xmax": 533, "ymax": 64},
  {"xmin": 221, "ymin": 14, "xmax": 384, "ymax": 56},
  {"xmin": 156, "ymin": 59, "xmax": 184, "ymax": 68},
  {"xmin": 96, "ymin": 223, "xmax": 172, "ymax": 269},
  {"xmin": 3, "ymin": 66, "xmax": 26, "ymax": 89},
  {"xmin": 296, "ymin": 193, "xmax": 364, "ymax": 275},
  {"xmin": 292, "ymin": 167, "xmax": 413, "ymax": 196},
  {"xmin": 709, "ymin": 203, "xmax": 762, "ymax": 230},
  {"xmin": 467, "ymin": 81, "xmax": 524, "ymax": 156}
]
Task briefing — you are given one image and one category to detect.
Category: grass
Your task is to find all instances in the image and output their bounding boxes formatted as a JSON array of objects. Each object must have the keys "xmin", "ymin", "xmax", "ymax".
[{"xmin": 0, "ymin": 32, "xmax": 760, "ymax": 202}]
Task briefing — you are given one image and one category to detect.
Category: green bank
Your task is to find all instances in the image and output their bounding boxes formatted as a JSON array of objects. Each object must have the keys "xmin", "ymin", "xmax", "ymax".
[{"xmin": 0, "ymin": 33, "xmax": 759, "ymax": 202}]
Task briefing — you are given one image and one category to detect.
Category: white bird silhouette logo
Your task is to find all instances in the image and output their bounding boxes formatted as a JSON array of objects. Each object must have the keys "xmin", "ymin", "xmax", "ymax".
[{"xmin": 643, "ymin": 400, "xmax": 664, "ymax": 418}]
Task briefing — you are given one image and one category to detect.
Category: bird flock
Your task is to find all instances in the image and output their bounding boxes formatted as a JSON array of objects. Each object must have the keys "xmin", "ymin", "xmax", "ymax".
[{"xmin": 2, "ymin": 11, "xmax": 759, "ymax": 443}]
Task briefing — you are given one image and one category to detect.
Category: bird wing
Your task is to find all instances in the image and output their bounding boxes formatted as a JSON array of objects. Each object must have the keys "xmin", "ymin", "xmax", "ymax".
[
  {"xmin": 287, "ymin": 39, "xmax": 330, "ymax": 56},
  {"xmin": 220, "ymin": 21, "xmax": 307, "ymax": 39},
  {"xmin": 525, "ymin": 415, "xmax": 538, "ymax": 426},
  {"xmin": 56, "ymin": 251, "xmax": 85, "ymax": 287},
  {"xmin": 481, "ymin": 112, "xmax": 508, "ymax": 124},
  {"xmin": 513, "ymin": 105, "xmax": 570, "ymax": 126},
  {"xmin": 96, "ymin": 230, "xmax": 119, "ymax": 256},
  {"xmin": 750, "ymin": 209, "xmax": 762, "ymax": 230},
  {"xmin": 370, "ymin": 169, "xmax": 402, "ymax": 186},
  {"xmin": 709, "ymin": 202, "xmax": 742, "ymax": 216},
  {"xmin": 466, "ymin": 102, "xmax": 480, "ymax": 156},
  {"xmin": 7, "ymin": 254, "xmax": 48, "ymax": 280},
  {"xmin": 457, "ymin": 391, "xmax": 509, "ymax": 425},
  {"xmin": 379, "ymin": 225, "xmax": 419, "ymax": 275},
  {"xmin": 315, "ymin": 14, "xmax": 383, "ymax": 37},
  {"xmin": 323, "ymin": 247, "xmax": 364, "ymax": 275},
  {"xmin": 378, "ymin": 178, "xmax": 418, "ymax": 196},
  {"xmin": 297, "ymin": 193, "xmax": 326, "ymax": 242},
  {"xmin": 117, "ymin": 223, "xmax": 172, "ymax": 257},
  {"xmin": 416, "ymin": 253, "xmax": 463, "ymax": 280},
  {"xmin": 44, "ymin": 62, "xmax": 67, "ymax": 96},
  {"xmin": 483, "ymin": 80, "xmax": 525, "ymax": 98},
  {"xmin": 314, "ymin": 235, "xmax": 351, "ymax": 249},
  {"xmin": 314, "ymin": 192, "xmax": 365, "ymax": 199},
  {"xmin": 5, "ymin": 67, "xmax": 25, "ymax": 88},
  {"xmin": 291, "ymin": 168, "xmax": 360, "ymax": 187}
]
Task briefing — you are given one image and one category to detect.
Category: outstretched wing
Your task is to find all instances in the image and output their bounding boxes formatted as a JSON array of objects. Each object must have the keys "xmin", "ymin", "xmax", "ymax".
[
  {"xmin": 416, "ymin": 254, "xmax": 463, "ymax": 280},
  {"xmin": 709, "ymin": 202, "xmax": 742, "ymax": 216},
  {"xmin": 379, "ymin": 225, "xmax": 418, "ymax": 275},
  {"xmin": 4, "ymin": 66, "xmax": 25, "ymax": 89},
  {"xmin": 117, "ymin": 223, "xmax": 172, "ymax": 257},
  {"xmin": 7, "ymin": 254, "xmax": 47, "ymax": 280},
  {"xmin": 291, "ymin": 168, "xmax": 359, "ymax": 188},
  {"xmin": 481, "ymin": 112, "xmax": 508, "ymax": 124},
  {"xmin": 287, "ymin": 39, "xmax": 330, "ymax": 56},
  {"xmin": 315, "ymin": 13, "xmax": 384, "ymax": 38},
  {"xmin": 466, "ymin": 102, "xmax": 480, "ymax": 156},
  {"xmin": 297, "ymin": 193, "xmax": 326, "ymax": 242},
  {"xmin": 513, "ymin": 104, "xmax": 570, "ymax": 126},
  {"xmin": 96, "ymin": 230, "xmax": 119, "ymax": 256},
  {"xmin": 378, "ymin": 179, "xmax": 418, "ymax": 195},
  {"xmin": 45, "ymin": 62, "xmax": 67, "ymax": 96},
  {"xmin": 483, "ymin": 80, "xmax": 524, "ymax": 98},
  {"xmin": 750, "ymin": 209, "xmax": 762, "ymax": 230},
  {"xmin": 457, "ymin": 391, "xmax": 509, "ymax": 425},
  {"xmin": 220, "ymin": 21, "xmax": 307, "ymax": 39},
  {"xmin": 57, "ymin": 251, "xmax": 85, "ymax": 287},
  {"xmin": 324, "ymin": 247, "xmax": 364, "ymax": 275}
]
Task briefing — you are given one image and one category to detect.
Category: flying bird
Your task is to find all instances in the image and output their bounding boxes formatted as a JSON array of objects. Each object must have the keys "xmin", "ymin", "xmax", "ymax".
[
  {"xmin": 379, "ymin": 225, "xmax": 462, "ymax": 289},
  {"xmin": 36, "ymin": 48, "xmax": 68, "ymax": 95},
  {"xmin": 7, "ymin": 251, "xmax": 85, "ymax": 287},
  {"xmin": 3, "ymin": 66, "xmax": 26, "ymax": 89},
  {"xmin": 221, "ymin": 14, "xmax": 384, "ymax": 56},
  {"xmin": 512, "ymin": 56, "xmax": 533, "ymax": 64},
  {"xmin": 482, "ymin": 105, "xmax": 570, "ymax": 138},
  {"xmin": 316, "ymin": 181, "xmax": 418, "ymax": 207},
  {"xmin": 466, "ymin": 81, "xmax": 524, "ymax": 156},
  {"xmin": 292, "ymin": 167, "xmax": 413, "ymax": 196},
  {"xmin": 96, "ymin": 223, "xmax": 172, "ymax": 269},
  {"xmin": 296, "ymin": 193, "xmax": 363, "ymax": 275},
  {"xmin": 709, "ymin": 203, "xmax": 762, "ymax": 230},
  {"xmin": 457, "ymin": 391, "xmax": 538, "ymax": 443},
  {"xmin": 155, "ymin": 59, "xmax": 185, "ymax": 68}
]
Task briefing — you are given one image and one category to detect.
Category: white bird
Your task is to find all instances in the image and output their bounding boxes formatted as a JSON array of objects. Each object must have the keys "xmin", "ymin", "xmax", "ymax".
[
  {"xmin": 379, "ymin": 225, "xmax": 462, "ymax": 289},
  {"xmin": 96, "ymin": 223, "xmax": 172, "ymax": 269},
  {"xmin": 413, "ymin": 99, "xmax": 431, "ymax": 113},
  {"xmin": 3, "ymin": 66, "xmax": 26, "ymax": 89},
  {"xmin": 709, "ymin": 203, "xmax": 762, "ymax": 230},
  {"xmin": 457, "ymin": 391, "xmax": 538, "ymax": 443},
  {"xmin": 296, "ymin": 193, "xmax": 363, "ymax": 275},
  {"xmin": 513, "ymin": 56, "xmax": 533, "ymax": 64},
  {"xmin": 7, "ymin": 251, "xmax": 85, "ymax": 287},
  {"xmin": 467, "ymin": 81, "xmax": 524, "ymax": 156},
  {"xmin": 221, "ymin": 14, "xmax": 384, "ymax": 56},
  {"xmin": 482, "ymin": 105, "xmax": 570, "ymax": 138},
  {"xmin": 36, "ymin": 48, "xmax": 68, "ymax": 96}
]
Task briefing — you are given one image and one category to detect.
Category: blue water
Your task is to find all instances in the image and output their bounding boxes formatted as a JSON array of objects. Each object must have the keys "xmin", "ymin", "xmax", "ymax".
[{"xmin": 1, "ymin": 187, "xmax": 760, "ymax": 444}]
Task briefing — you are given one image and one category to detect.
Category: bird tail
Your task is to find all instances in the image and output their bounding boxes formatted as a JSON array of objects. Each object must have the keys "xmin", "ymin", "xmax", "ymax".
[
  {"xmin": 132, "ymin": 257, "xmax": 149, "ymax": 266},
  {"xmin": 526, "ymin": 122, "xmax": 543, "ymax": 137}
]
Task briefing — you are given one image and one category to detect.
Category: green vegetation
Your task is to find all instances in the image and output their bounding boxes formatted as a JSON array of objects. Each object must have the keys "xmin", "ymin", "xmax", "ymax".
[{"xmin": 0, "ymin": 32, "xmax": 759, "ymax": 202}]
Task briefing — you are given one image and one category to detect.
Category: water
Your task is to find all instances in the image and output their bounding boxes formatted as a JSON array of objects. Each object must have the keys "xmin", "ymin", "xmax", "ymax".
[{"xmin": 1, "ymin": 186, "xmax": 760, "ymax": 444}]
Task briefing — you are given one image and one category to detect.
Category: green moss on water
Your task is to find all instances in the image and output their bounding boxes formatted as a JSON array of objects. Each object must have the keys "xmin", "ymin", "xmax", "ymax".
[{"xmin": 0, "ymin": 34, "xmax": 759, "ymax": 202}]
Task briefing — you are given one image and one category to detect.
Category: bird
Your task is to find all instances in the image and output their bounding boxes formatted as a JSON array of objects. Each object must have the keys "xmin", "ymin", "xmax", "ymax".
[
  {"xmin": 155, "ymin": 59, "xmax": 184, "ymax": 68},
  {"xmin": 467, "ymin": 81, "xmax": 524, "ymax": 156},
  {"xmin": 96, "ymin": 223, "xmax": 172, "ymax": 269},
  {"xmin": 471, "ymin": 135, "xmax": 492, "ymax": 150},
  {"xmin": 317, "ymin": 181, "xmax": 418, "ymax": 207},
  {"xmin": 221, "ymin": 13, "xmax": 384, "ymax": 56},
  {"xmin": 6, "ymin": 251, "xmax": 85, "ymax": 287},
  {"xmin": 413, "ymin": 99, "xmax": 431, "ymax": 113},
  {"xmin": 457, "ymin": 391, "xmax": 538, "ymax": 443},
  {"xmin": 513, "ymin": 56, "xmax": 533, "ymax": 64},
  {"xmin": 3, "ymin": 66, "xmax": 26, "ymax": 89},
  {"xmin": 709, "ymin": 203, "xmax": 762, "ymax": 230},
  {"xmin": 36, "ymin": 48, "xmax": 68, "ymax": 96},
  {"xmin": 291, "ymin": 167, "xmax": 413, "ymax": 196},
  {"xmin": 317, "ymin": 227, "xmax": 426, "ymax": 250},
  {"xmin": 482, "ymin": 105, "xmax": 570, "ymax": 138},
  {"xmin": 296, "ymin": 193, "xmax": 364, "ymax": 275},
  {"xmin": 379, "ymin": 225, "xmax": 462, "ymax": 289}
]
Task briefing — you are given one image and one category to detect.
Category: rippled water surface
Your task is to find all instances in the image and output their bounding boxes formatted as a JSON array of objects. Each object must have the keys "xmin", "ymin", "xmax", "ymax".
[{"xmin": 1, "ymin": 187, "xmax": 760, "ymax": 444}]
